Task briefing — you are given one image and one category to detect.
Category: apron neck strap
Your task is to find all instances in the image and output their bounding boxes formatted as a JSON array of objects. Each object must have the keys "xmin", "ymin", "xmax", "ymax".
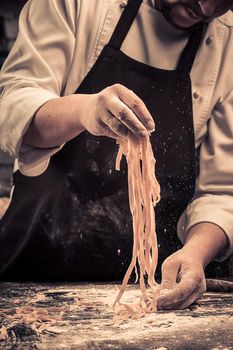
[
  {"xmin": 108, "ymin": 0, "xmax": 143, "ymax": 50},
  {"xmin": 109, "ymin": 0, "xmax": 205, "ymax": 74},
  {"xmin": 177, "ymin": 23, "xmax": 206, "ymax": 74}
]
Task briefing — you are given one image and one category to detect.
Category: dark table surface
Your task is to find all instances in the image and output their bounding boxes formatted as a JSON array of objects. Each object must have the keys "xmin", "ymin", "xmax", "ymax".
[{"xmin": 0, "ymin": 282, "xmax": 233, "ymax": 350}]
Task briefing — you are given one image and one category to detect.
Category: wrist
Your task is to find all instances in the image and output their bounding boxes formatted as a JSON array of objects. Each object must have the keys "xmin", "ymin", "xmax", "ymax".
[
  {"xmin": 26, "ymin": 94, "xmax": 87, "ymax": 148},
  {"xmin": 182, "ymin": 222, "xmax": 228, "ymax": 267},
  {"xmin": 181, "ymin": 243, "xmax": 206, "ymax": 268},
  {"xmin": 63, "ymin": 94, "xmax": 87, "ymax": 133}
]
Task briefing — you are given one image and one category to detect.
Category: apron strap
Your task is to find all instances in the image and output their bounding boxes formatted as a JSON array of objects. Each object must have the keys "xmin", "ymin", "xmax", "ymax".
[
  {"xmin": 108, "ymin": 0, "xmax": 143, "ymax": 50},
  {"xmin": 177, "ymin": 23, "xmax": 206, "ymax": 74}
]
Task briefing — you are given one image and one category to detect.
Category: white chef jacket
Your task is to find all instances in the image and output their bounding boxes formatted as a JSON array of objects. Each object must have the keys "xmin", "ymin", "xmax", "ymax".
[{"xmin": 0, "ymin": 0, "xmax": 233, "ymax": 260}]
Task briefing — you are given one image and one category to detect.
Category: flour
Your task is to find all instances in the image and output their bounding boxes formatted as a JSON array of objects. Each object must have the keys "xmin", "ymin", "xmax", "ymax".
[{"xmin": 1, "ymin": 283, "xmax": 233, "ymax": 349}]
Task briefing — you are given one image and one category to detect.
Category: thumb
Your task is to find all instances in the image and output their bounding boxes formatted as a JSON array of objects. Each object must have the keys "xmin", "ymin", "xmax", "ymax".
[{"xmin": 160, "ymin": 256, "xmax": 180, "ymax": 292}]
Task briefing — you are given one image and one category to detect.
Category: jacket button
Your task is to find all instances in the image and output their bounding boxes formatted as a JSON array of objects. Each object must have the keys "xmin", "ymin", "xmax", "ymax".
[
  {"xmin": 193, "ymin": 91, "xmax": 200, "ymax": 99},
  {"xmin": 120, "ymin": 0, "xmax": 128, "ymax": 8},
  {"xmin": 206, "ymin": 36, "xmax": 213, "ymax": 45}
]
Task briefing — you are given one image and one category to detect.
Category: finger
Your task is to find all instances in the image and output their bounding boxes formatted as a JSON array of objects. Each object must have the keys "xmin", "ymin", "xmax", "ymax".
[
  {"xmin": 160, "ymin": 257, "xmax": 180, "ymax": 291},
  {"xmin": 107, "ymin": 97, "xmax": 148, "ymax": 139},
  {"xmin": 102, "ymin": 111, "xmax": 129, "ymax": 140},
  {"xmin": 98, "ymin": 121, "xmax": 126, "ymax": 141},
  {"xmin": 159, "ymin": 285, "xmax": 205, "ymax": 310},
  {"xmin": 178, "ymin": 286, "xmax": 205, "ymax": 310},
  {"xmin": 114, "ymin": 85, "xmax": 155, "ymax": 131},
  {"xmin": 157, "ymin": 275, "xmax": 201, "ymax": 310}
]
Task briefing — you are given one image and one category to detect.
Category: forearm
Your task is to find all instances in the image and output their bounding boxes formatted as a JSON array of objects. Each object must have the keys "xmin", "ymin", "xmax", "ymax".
[
  {"xmin": 182, "ymin": 222, "xmax": 228, "ymax": 267},
  {"xmin": 22, "ymin": 94, "xmax": 89, "ymax": 148},
  {"xmin": 22, "ymin": 84, "xmax": 155, "ymax": 150}
]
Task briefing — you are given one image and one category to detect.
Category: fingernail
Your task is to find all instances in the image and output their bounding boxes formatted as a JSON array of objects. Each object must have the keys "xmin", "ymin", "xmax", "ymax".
[
  {"xmin": 148, "ymin": 121, "xmax": 155, "ymax": 131},
  {"xmin": 148, "ymin": 129, "xmax": 154, "ymax": 136}
]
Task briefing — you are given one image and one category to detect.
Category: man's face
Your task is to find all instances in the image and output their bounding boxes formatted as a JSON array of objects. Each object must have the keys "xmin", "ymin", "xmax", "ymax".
[{"xmin": 157, "ymin": 0, "xmax": 233, "ymax": 30}]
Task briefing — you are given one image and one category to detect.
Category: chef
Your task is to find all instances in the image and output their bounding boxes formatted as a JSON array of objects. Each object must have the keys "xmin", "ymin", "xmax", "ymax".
[{"xmin": 0, "ymin": 0, "xmax": 233, "ymax": 310}]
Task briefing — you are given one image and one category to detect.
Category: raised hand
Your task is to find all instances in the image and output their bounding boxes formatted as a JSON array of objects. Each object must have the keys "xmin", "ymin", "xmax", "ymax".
[{"xmin": 79, "ymin": 84, "xmax": 155, "ymax": 141}]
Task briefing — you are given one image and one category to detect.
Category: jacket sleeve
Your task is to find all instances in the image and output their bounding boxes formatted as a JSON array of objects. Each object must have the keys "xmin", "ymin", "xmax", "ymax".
[
  {"xmin": 178, "ymin": 89, "xmax": 233, "ymax": 261},
  {"xmin": 0, "ymin": 0, "xmax": 77, "ymax": 176}
]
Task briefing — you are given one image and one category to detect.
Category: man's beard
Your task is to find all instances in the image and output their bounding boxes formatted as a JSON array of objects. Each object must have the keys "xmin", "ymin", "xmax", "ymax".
[{"xmin": 159, "ymin": 1, "xmax": 210, "ymax": 31}]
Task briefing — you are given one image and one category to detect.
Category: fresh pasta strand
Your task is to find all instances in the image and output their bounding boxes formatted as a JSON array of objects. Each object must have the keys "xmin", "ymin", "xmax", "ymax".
[{"xmin": 113, "ymin": 134, "xmax": 160, "ymax": 324}]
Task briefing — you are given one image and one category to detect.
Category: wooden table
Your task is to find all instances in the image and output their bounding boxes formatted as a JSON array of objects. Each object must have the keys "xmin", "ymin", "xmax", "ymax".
[{"xmin": 0, "ymin": 282, "xmax": 233, "ymax": 350}]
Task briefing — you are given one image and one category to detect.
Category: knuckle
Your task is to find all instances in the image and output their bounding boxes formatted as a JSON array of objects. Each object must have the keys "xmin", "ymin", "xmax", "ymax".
[
  {"xmin": 112, "ymin": 83, "xmax": 123, "ymax": 92},
  {"xmin": 161, "ymin": 259, "xmax": 171, "ymax": 272},
  {"xmin": 98, "ymin": 90, "xmax": 109, "ymax": 105},
  {"xmin": 131, "ymin": 97, "xmax": 142, "ymax": 110},
  {"xmin": 195, "ymin": 272, "xmax": 205, "ymax": 286},
  {"xmin": 118, "ymin": 107, "xmax": 129, "ymax": 121},
  {"xmin": 163, "ymin": 255, "xmax": 175, "ymax": 266},
  {"xmin": 193, "ymin": 272, "xmax": 206, "ymax": 293}
]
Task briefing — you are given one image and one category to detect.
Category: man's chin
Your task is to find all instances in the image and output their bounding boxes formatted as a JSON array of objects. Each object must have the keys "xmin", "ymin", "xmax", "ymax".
[
  {"xmin": 159, "ymin": 2, "xmax": 208, "ymax": 32},
  {"xmin": 163, "ymin": 12, "xmax": 204, "ymax": 32}
]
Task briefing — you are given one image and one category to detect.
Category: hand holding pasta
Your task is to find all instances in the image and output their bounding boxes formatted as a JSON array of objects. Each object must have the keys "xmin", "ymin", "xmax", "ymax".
[
  {"xmin": 23, "ymin": 84, "xmax": 155, "ymax": 149},
  {"xmin": 79, "ymin": 84, "xmax": 155, "ymax": 140},
  {"xmin": 157, "ymin": 249, "xmax": 206, "ymax": 310}
]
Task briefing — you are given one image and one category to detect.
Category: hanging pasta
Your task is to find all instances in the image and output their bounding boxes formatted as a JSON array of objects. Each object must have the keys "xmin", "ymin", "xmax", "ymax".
[{"xmin": 114, "ymin": 134, "xmax": 161, "ymax": 324}]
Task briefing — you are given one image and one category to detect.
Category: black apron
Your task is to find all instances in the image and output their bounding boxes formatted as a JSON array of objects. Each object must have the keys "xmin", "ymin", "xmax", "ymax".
[{"xmin": 1, "ymin": 0, "xmax": 217, "ymax": 281}]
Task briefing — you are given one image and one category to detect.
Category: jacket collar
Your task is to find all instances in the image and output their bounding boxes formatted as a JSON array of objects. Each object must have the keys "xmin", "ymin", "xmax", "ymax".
[{"xmin": 217, "ymin": 10, "xmax": 233, "ymax": 28}]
